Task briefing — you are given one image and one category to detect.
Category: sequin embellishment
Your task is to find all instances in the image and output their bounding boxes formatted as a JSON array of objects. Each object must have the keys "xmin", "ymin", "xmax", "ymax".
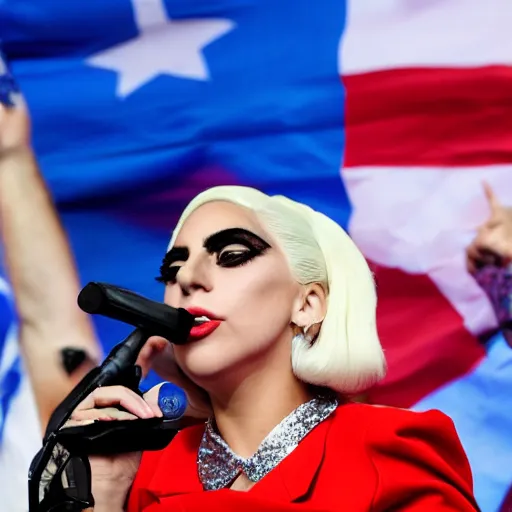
[{"xmin": 197, "ymin": 394, "xmax": 338, "ymax": 490}]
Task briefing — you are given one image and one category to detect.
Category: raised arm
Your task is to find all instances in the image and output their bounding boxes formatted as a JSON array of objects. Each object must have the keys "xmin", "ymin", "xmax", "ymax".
[{"xmin": 0, "ymin": 65, "xmax": 101, "ymax": 430}]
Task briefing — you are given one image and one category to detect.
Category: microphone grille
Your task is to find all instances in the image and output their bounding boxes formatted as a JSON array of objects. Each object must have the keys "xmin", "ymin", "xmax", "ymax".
[{"xmin": 77, "ymin": 282, "xmax": 105, "ymax": 314}]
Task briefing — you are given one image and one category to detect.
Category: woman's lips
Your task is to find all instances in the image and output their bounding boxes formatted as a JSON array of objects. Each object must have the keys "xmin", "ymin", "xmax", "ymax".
[
  {"xmin": 186, "ymin": 307, "xmax": 222, "ymax": 341},
  {"xmin": 188, "ymin": 320, "xmax": 222, "ymax": 340}
]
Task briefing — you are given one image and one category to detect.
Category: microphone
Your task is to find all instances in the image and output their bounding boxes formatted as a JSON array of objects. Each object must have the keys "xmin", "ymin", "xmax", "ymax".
[
  {"xmin": 43, "ymin": 283, "xmax": 195, "ymax": 438},
  {"xmin": 77, "ymin": 282, "xmax": 194, "ymax": 345},
  {"xmin": 29, "ymin": 283, "xmax": 197, "ymax": 512}
]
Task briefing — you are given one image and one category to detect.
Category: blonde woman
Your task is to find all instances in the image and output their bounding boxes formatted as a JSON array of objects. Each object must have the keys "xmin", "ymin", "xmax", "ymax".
[{"xmin": 71, "ymin": 186, "xmax": 478, "ymax": 512}]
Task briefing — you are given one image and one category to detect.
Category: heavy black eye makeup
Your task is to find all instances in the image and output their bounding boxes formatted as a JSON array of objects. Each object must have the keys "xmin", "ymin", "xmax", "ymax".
[
  {"xmin": 155, "ymin": 247, "xmax": 189, "ymax": 284},
  {"xmin": 156, "ymin": 228, "xmax": 271, "ymax": 283},
  {"xmin": 204, "ymin": 227, "xmax": 271, "ymax": 268}
]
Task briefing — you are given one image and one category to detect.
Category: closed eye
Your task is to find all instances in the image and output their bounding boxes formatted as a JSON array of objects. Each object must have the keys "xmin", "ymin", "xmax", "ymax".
[
  {"xmin": 155, "ymin": 228, "xmax": 271, "ymax": 283},
  {"xmin": 205, "ymin": 228, "xmax": 270, "ymax": 259},
  {"xmin": 155, "ymin": 246, "xmax": 188, "ymax": 284},
  {"xmin": 155, "ymin": 265, "xmax": 181, "ymax": 284},
  {"xmin": 216, "ymin": 246, "xmax": 256, "ymax": 268}
]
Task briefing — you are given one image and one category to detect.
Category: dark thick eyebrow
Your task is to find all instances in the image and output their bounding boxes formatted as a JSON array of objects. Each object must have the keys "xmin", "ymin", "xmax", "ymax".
[
  {"xmin": 163, "ymin": 246, "xmax": 189, "ymax": 265},
  {"xmin": 204, "ymin": 228, "xmax": 271, "ymax": 254}
]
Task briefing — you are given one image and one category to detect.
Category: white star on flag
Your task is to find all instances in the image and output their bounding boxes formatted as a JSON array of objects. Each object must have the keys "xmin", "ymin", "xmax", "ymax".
[{"xmin": 86, "ymin": 0, "xmax": 235, "ymax": 97}]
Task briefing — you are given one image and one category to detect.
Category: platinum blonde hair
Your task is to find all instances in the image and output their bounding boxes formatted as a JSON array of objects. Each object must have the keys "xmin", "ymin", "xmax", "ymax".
[{"xmin": 168, "ymin": 186, "xmax": 386, "ymax": 394}]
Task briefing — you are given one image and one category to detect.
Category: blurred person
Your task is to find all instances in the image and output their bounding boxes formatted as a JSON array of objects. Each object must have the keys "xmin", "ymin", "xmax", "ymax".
[
  {"xmin": 467, "ymin": 182, "xmax": 512, "ymax": 347},
  {"xmin": 0, "ymin": 51, "xmax": 102, "ymax": 511},
  {"xmin": 466, "ymin": 183, "xmax": 512, "ymax": 512},
  {"xmin": 413, "ymin": 182, "xmax": 512, "ymax": 512},
  {"xmin": 65, "ymin": 186, "xmax": 478, "ymax": 512}
]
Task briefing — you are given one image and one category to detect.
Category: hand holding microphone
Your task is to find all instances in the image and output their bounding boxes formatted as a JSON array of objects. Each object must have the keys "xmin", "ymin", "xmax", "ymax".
[
  {"xmin": 29, "ymin": 282, "xmax": 204, "ymax": 512},
  {"xmin": 63, "ymin": 382, "xmax": 189, "ymax": 511}
]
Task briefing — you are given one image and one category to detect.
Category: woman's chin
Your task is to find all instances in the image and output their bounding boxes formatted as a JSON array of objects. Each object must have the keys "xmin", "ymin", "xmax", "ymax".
[{"xmin": 176, "ymin": 341, "xmax": 233, "ymax": 383}]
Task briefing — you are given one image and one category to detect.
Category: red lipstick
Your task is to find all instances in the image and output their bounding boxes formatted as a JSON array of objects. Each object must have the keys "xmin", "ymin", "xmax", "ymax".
[{"xmin": 186, "ymin": 307, "xmax": 222, "ymax": 341}]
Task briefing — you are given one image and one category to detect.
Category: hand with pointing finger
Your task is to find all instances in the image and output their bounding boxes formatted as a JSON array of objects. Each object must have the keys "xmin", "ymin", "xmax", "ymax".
[{"xmin": 466, "ymin": 182, "xmax": 512, "ymax": 274}]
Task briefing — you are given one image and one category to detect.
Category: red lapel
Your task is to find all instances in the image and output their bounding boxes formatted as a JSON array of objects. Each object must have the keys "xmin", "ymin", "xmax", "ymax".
[
  {"xmin": 145, "ymin": 409, "xmax": 337, "ymax": 504},
  {"xmin": 146, "ymin": 425, "xmax": 205, "ymax": 499},
  {"xmin": 249, "ymin": 410, "xmax": 335, "ymax": 502}
]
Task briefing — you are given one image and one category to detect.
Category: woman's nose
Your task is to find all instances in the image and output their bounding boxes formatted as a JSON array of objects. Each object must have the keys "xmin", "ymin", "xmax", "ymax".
[{"xmin": 175, "ymin": 258, "xmax": 212, "ymax": 296}]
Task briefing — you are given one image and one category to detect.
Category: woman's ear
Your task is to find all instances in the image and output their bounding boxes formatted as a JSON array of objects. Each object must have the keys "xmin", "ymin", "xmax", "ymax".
[{"xmin": 291, "ymin": 283, "xmax": 327, "ymax": 337}]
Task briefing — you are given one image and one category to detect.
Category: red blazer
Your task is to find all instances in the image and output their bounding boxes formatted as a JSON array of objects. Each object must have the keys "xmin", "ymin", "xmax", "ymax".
[{"xmin": 127, "ymin": 403, "xmax": 479, "ymax": 511}]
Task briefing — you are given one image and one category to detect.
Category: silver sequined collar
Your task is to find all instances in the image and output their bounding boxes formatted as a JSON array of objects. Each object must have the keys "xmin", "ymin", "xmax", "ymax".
[{"xmin": 197, "ymin": 394, "xmax": 338, "ymax": 490}]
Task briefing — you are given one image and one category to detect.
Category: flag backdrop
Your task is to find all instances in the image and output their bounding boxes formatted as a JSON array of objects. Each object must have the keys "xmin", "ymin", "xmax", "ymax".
[{"xmin": 0, "ymin": 1, "xmax": 511, "ymax": 510}]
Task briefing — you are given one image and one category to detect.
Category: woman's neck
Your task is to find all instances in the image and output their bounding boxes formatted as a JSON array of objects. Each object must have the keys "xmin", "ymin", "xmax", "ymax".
[{"xmin": 208, "ymin": 370, "xmax": 314, "ymax": 459}]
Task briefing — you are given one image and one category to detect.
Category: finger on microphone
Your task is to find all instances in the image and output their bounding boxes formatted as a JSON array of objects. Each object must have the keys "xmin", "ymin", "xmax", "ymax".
[
  {"xmin": 81, "ymin": 386, "xmax": 155, "ymax": 419},
  {"xmin": 71, "ymin": 407, "xmax": 138, "ymax": 422}
]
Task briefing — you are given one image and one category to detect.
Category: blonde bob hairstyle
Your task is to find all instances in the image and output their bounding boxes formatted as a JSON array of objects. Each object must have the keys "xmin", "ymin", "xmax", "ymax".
[{"xmin": 168, "ymin": 186, "xmax": 386, "ymax": 395}]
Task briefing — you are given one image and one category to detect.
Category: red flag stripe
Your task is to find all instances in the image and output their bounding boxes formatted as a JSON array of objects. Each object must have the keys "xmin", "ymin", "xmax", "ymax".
[
  {"xmin": 343, "ymin": 66, "xmax": 512, "ymax": 168},
  {"xmin": 365, "ymin": 263, "xmax": 485, "ymax": 407}
]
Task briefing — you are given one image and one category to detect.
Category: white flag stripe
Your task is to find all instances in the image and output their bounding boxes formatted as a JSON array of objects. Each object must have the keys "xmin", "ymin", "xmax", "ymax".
[{"xmin": 341, "ymin": 0, "xmax": 512, "ymax": 75}]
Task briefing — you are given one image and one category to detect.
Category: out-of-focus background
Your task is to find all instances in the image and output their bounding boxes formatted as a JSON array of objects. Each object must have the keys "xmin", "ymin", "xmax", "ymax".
[{"xmin": 0, "ymin": 1, "xmax": 511, "ymax": 511}]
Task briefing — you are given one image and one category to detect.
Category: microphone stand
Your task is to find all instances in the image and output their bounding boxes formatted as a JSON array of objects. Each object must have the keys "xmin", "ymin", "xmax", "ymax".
[{"xmin": 28, "ymin": 283, "xmax": 195, "ymax": 512}]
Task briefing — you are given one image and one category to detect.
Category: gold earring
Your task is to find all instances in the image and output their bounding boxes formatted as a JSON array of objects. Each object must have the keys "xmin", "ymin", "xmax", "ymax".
[
  {"xmin": 302, "ymin": 325, "xmax": 314, "ymax": 343},
  {"xmin": 303, "ymin": 318, "xmax": 324, "ymax": 344}
]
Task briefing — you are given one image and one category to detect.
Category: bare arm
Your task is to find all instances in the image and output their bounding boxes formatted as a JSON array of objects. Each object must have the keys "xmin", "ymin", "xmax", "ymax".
[{"xmin": 0, "ymin": 94, "xmax": 101, "ymax": 430}]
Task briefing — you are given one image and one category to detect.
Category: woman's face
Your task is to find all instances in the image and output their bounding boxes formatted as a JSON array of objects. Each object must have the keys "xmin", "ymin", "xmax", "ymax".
[{"xmin": 160, "ymin": 201, "xmax": 302, "ymax": 389}]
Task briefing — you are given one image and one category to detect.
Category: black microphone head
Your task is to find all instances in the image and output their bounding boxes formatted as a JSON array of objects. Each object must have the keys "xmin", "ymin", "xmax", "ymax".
[
  {"xmin": 77, "ymin": 282, "xmax": 105, "ymax": 314},
  {"xmin": 77, "ymin": 282, "xmax": 194, "ymax": 344}
]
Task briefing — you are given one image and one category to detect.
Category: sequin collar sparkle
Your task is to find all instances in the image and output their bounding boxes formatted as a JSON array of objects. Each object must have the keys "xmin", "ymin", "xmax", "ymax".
[{"xmin": 197, "ymin": 394, "xmax": 338, "ymax": 490}]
